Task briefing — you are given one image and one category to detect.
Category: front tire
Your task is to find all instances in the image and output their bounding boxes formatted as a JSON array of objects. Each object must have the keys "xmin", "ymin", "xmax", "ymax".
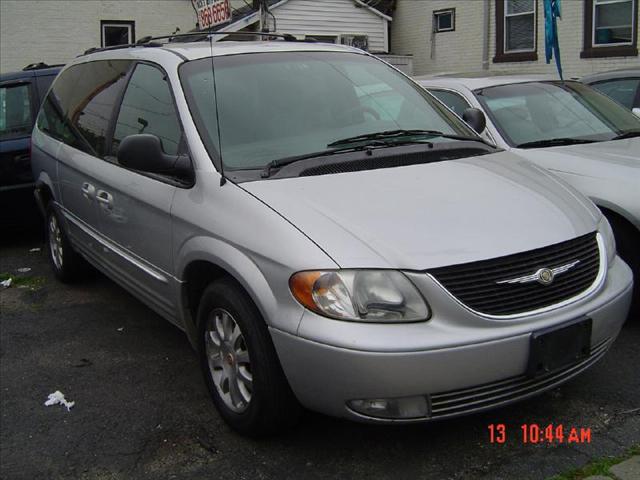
[
  {"xmin": 197, "ymin": 278, "xmax": 301, "ymax": 436},
  {"xmin": 45, "ymin": 205, "xmax": 86, "ymax": 283},
  {"xmin": 606, "ymin": 213, "xmax": 639, "ymax": 315}
]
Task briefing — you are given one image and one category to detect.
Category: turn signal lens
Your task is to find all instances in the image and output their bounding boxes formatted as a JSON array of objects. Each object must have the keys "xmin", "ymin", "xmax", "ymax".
[{"xmin": 289, "ymin": 270, "xmax": 429, "ymax": 322}]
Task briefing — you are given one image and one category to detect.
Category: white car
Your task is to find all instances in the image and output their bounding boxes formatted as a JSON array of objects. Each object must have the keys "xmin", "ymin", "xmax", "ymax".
[{"xmin": 417, "ymin": 74, "xmax": 640, "ymax": 306}]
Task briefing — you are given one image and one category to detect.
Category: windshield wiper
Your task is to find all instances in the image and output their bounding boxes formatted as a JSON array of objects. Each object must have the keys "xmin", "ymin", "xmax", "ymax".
[
  {"xmin": 612, "ymin": 130, "xmax": 640, "ymax": 140},
  {"xmin": 327, "ymin": 129, "xmax": 481, "ymax": 148},
  {"xmin": 515, "ymin": 138, "xmax": 598, "ymax": 149},
  {"xmin": 261, "ymin": 142, "xmax": 390, "ymax": 178}
]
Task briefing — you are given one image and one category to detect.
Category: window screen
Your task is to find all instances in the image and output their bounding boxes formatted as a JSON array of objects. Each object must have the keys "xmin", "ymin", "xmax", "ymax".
[{"xmin": 504, "ymin": 0, "xmax": 536, "ymax": 52}]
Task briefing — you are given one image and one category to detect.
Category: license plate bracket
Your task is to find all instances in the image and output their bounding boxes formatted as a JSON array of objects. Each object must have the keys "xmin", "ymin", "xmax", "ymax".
[{"xmin": 526, "ymin": 317, "xmax": 592, "ymax": 378}]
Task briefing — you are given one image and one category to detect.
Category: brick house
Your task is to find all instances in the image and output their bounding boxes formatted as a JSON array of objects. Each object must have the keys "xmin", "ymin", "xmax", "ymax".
[{"xmin": 391, "ymin": 0, "xmax": 639, "ymax": 78}]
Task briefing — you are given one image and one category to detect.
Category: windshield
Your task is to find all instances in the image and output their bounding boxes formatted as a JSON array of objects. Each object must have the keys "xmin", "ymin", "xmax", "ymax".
[
  {"xmin": 180, "ymin": 51, "xmax": 477, "ymax": 170},
  {"xmin": 475, "ymin": 81, "xmax": 640, "ymax": 147}
]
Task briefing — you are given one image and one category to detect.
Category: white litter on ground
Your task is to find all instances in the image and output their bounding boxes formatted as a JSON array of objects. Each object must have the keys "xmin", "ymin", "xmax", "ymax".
[
  {"xmin": 17, "ymin": 267, "xmax": 31, "ymax": 273},
  {"xmin": 1, "ymin": 278, "xmax": 12, "ymax": 288},
  {"xmin": 117, "ymin": 327, "xmax": 124, "ymax": 332},
  {"xmin": 44, "ymin": 391, "xmax": 75, "ymax": 411},
  {"xmin": 29, "ymin": 248, "xmax": 41, "ymax": 253}
]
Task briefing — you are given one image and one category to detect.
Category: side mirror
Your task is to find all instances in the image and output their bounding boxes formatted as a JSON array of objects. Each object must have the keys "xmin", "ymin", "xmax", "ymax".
[
  {"xmin": 117, "ymin": 134, "xmax": 192, "ymax": 180},
  {"xmin": 462, "ymin": 107, "xmax": 486, "ymax": 134},
  {"xmin": 632, "ymin": 107, "xmax": 640, "ymax": 119}
]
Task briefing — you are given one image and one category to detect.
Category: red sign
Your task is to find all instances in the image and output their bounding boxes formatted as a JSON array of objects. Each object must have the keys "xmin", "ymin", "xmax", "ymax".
[{"xmin": 194, "ymin": 0, "xmax": 231, "ymax": 29}]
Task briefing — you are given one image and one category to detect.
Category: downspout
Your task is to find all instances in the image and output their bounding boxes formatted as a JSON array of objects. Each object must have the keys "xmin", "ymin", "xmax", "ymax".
[{"xmin": 482, "ymin": 0, "xmax": 490, "ymax": 70}]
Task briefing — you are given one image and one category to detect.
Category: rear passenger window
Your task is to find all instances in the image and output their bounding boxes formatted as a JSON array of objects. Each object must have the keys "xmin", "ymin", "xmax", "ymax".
[
  {"xmin": 112, "ymin": 64, "xmax": 181, "ymax": 156},
  {"xmin": 0, "ymin": 83, "xmax": 33, "ymax": 140},
  {"xmin": 37, "ymin": 60, "xmax": 132, "ymax": 156},
  {"xmin": 428, "ymin": 89, "xmax": 471, "ymax": 117},
  {"xmin": 68, "ymin": 60, "xmax": 131, "ymax": 156}
]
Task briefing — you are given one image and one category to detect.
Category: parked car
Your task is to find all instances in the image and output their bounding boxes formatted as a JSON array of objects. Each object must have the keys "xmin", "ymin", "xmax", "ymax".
[
  {"xmin": 581, "ymin": 68, "xmax": 640, "ymax": 117},
  {"xmin": 32, "ymin": 38, "xmax": 633, "ymax": 436},
  {"xmin": 417, "ymin": 75, "xmax": 640, "ymax": 307},
  {"xmin": 1, "ymin": 63, "xmax": 62, "ymax": 227}
]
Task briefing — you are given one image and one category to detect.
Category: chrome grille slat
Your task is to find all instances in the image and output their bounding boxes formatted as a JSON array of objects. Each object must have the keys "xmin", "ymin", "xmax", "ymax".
[
  {"xmin": 429, "ymin": 233, "xmax": 600, "ymax": 316},
  {"xmin": 437, "ymin": 242, "xmax": 597, "ymax": 281},
  {"xmin": 430, "ymin": 338, "xmax": 612, "ymax": 417}
]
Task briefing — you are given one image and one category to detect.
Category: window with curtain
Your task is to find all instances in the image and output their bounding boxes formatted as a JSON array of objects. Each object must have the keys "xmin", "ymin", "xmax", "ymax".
[
  {"xmin": 494, "ymin": 0, "xmax": 538, "ymax": 62},
  {"xmin": 582, "ymin": 0, "xmax": 638, "ymax": 57},
  {"xmin": 505, "ymin": 0, "xmax": 536, "ymax": 52}
]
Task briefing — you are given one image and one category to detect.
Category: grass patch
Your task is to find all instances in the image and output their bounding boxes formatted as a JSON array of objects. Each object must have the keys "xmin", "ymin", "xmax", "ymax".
[
  {"xmin": 0, "ymin": 272, "xmax": 46, "ymax": 290},
  {"xmin": 548, "ymin": 445, "xmax": 640, "ymax": 480}
]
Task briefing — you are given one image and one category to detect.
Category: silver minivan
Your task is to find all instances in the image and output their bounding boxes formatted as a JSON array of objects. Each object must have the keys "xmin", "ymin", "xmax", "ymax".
[{"xmin": 31, "ymin": 37, "xmax": 633, "ymax": 436}]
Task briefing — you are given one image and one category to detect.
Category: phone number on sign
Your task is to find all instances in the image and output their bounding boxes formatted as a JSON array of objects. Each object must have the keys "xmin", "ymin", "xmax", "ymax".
[
  {"xmin": 488, "ymin": 424, "xmax": 592, "ymax": 444},
  {"xmin": 198, "ymin": 0, "xmax": 231, "ymax": 29}
]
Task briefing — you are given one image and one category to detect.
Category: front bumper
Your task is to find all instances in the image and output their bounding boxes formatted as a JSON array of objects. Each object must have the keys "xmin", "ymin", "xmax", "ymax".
[{"xmin": 271, "ymin": 256, "xmax": 633, "ymax": 423}]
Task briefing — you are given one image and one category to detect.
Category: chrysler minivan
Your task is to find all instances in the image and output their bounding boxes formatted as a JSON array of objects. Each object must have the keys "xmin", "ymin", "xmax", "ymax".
[{"xmin": 31, "ymin": 37, "xmax": 633, "ymax": 436}]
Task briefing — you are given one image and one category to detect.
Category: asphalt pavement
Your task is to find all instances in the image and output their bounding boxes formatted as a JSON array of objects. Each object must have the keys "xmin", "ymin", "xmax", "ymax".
[{"xmin": 1, "ymin": 227, "xmax": 638, "ymax": 480}]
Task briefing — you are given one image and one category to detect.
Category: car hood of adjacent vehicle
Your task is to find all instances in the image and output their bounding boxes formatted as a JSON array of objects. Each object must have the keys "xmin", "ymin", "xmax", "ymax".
[
  {"xmin": 512, "ymin": 137, "xmax": 640, "ymax": 183},
  {"xmin": 242, "ymin": 151, "xmax": 600, "ymax": 270}
]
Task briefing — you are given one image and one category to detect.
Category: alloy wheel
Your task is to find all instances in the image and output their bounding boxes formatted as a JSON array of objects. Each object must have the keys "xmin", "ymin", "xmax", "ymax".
[
  {"xmin": 204, "ymin": 308, "xmax": 253, "ymax": 413},
  {"xmin": 49, "ymin": 214, "xmax": 64, "ymax": 270}
]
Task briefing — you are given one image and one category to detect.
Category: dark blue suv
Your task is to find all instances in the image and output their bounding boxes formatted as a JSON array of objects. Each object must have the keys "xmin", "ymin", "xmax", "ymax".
[{"xmin": 1, "ymin": 63, "xmax": 62, "ymax": 227}]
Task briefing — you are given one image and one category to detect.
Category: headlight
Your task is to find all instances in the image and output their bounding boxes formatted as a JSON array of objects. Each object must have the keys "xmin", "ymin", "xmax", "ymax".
[
  {"xmin": 598, "ymin": 216, "xmax": 616, "ymax": 264},
  {"xmin": 289, "ymin": 270, "xmax": 430, "ymax": 322}
]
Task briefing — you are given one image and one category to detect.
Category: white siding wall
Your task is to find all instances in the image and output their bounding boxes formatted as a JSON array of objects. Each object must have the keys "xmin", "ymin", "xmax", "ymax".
[
  {"xmin": 392, "ymin": 0, "xmax": 640, "ymax": 78},
  {"xmin": 273, "ymin": 0, "xmax": 388, "ymax": 52},
  {"xmin": 0, "ymin": 0, "xmax": 197, "ymax": 73}
]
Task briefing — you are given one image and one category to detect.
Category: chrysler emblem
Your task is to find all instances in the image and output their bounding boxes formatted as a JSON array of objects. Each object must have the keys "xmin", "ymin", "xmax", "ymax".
[
  {"xmin": 496, "ymin": 260, "xmax": 580, "ymax": 286},
  {"xmin": 537, "ymin": 268, "xmax": 554, "ymax": 285}
]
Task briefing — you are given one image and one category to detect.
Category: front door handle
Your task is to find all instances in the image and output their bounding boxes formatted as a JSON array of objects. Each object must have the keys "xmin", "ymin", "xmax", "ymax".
[
  {"xmin": 81, "ymin": 182, "xmax": 95, "ymax": 200},
  {"xmin": 96, "ymin": 190, "xmax": 113, "ymax": 210}
]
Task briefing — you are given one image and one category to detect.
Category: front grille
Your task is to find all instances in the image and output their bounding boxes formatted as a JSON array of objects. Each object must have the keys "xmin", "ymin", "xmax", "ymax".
[
  {"xmin": 429, "ymin": 233, "xmax": 600, "ymax": 316},
  {"xmin": 429, "ymin": 337, "xmax": 612, "ymax": 418}
]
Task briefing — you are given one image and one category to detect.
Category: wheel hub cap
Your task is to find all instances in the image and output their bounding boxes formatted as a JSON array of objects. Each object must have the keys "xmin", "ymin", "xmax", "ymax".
[{"xmin": 204, "ymin": 308, "xmax": 252, "ymax": 413}]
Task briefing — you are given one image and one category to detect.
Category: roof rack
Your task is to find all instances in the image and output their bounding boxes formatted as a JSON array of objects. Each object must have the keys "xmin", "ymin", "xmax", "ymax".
[
  {"xmin": 22, "ymin": 62, "xmax": 64, "ymax": 71},
  {"xmin": 81, "ymin": 31, "xmax": 312, "ymax": 56}
]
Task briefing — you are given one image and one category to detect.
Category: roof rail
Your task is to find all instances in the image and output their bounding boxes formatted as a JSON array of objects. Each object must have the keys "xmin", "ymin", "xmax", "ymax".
[
  {"xmin": 22, "ymin": 62, "xmax": 64, "ymax": 71},
  {"xmin": 80, "ymin": 31, "xmax": 312, "ymax": 56}
]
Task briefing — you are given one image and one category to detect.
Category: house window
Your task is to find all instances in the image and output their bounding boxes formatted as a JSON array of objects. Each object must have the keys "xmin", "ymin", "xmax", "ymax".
[
  {"xmin": 307, "ymin": 35, "xmax": 338, "ymax": 43},
  {"xmin": 340, "ymin": 34, "xmax": 369, "ymax": 51},
  {"xmin": 433, "ymin": 9, "xmax": 455, "ymax": 32},
  {"xmin": 504, "ymin": 0, "xmax": 536, "ymax": 52},
  {"xmin": 101, "ymin": 20, "xmax": 135, "ymax": 47},
  {"xmin": 582, "ymin": 0, "xmax": 638, "ymax": 57},
  {"xmin": 494, "ymin": 0, "xmax": 538, "ymax": 62}
]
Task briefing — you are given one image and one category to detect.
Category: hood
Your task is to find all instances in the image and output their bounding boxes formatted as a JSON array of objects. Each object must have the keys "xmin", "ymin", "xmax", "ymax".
[
  {"xmin": 512, "ymin": 138, "xmax": 640, "ymax": 184},
  {"xmin": 243, "ymin": 151, "xmax": 600, "ymax": 270}
]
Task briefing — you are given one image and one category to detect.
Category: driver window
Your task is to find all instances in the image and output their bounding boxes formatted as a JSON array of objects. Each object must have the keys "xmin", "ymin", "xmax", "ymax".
[{"xmin": 112, "ymin": 63, "xmax": 181, "ymax": 157}]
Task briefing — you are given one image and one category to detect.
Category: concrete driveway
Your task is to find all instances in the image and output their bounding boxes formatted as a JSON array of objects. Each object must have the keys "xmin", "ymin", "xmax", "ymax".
[{"xmin": 1, "ymin": 229, "xmax": 638, "ymax": 480}]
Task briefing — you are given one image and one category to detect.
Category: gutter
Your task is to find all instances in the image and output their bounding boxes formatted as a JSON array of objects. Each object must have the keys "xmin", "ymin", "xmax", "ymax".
[{"xmin": 482, "ymin": 0, "xmax": 490, "ymax": 70}]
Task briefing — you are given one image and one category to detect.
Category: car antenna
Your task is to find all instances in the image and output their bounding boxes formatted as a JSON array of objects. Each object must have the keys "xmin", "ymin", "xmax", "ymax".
[{"xmin": 208, "ymin": 31, "xmax": 226, "ymax": 186}]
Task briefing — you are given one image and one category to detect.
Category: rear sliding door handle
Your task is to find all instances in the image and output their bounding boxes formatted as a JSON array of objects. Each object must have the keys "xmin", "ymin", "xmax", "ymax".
[
  {"xmin": 96, "ymin": 190, "xmax": 113, "ymax": 210},
  {"xmin": 81, "ymin": 182, "xmax": 95, "ymax": 200}
]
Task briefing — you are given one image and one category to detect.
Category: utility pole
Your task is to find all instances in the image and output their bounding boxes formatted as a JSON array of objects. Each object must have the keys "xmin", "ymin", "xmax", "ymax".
[{"xmin": 252, "ymin": 0, "xmax": 263, "ymax": 33}]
